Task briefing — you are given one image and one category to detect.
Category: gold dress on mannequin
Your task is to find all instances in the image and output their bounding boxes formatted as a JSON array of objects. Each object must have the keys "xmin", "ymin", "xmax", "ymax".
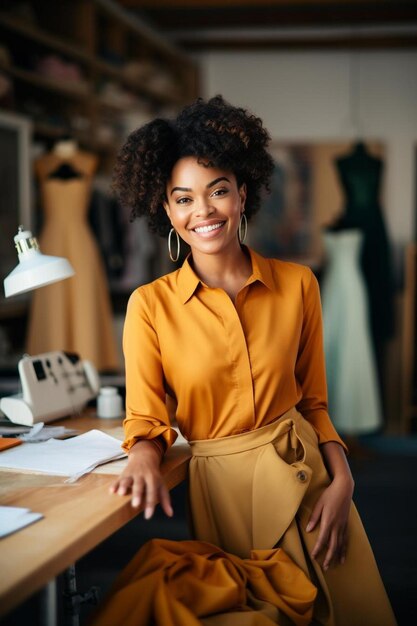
[{"xmin": 26, "ymin": 144, "xmax": 120, "ymax": 371}]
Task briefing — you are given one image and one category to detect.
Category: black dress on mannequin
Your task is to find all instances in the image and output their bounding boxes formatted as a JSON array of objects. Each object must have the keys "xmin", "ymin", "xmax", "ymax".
[{"xmin": 329, "ymin": 141, "xmax": 395, "ymax": 401}]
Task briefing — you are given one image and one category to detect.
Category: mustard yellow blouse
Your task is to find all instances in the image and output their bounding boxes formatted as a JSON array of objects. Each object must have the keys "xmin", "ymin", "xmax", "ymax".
[{"xmin": 122, "ymin": 246, "xmax": 346, "ymax": 453}]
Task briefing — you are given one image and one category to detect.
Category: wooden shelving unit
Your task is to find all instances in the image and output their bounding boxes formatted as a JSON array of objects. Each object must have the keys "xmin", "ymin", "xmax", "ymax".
[
  {"xmin": 0, "ymin": 0, "xmax": 199, "ymax": 160},
  {"xmin": 0, "ymin": 0, "xmax": 199, "ymax": 333}
]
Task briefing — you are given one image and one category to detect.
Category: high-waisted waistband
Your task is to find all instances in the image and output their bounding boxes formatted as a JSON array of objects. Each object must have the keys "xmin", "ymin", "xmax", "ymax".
[{"xmin": 189, "ymin": 406, "xmax": 303, "ymax": 457}]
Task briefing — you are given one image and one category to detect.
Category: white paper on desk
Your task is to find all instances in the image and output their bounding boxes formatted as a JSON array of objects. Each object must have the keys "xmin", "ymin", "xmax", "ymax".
[
  {"xmin": 0, "ymin": 505, "xmax": 43, "ymax": 539},
  {"xmin": 0, "ymin": 430, "xmax": 126, "ymax": 482}
]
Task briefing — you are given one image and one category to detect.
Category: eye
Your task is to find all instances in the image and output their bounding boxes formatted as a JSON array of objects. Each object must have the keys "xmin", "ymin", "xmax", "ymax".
[
  {"xmin": 211, "ymin": 187, "xmax": 228, "ymax": 197},
  {"xmin": 176, "ymin": 196, "xmax": 192, "ymax": 205}
]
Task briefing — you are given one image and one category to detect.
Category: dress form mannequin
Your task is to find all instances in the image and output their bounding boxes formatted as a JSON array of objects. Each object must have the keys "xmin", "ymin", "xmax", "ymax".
[
  {"xmin": 327, "ymin": 141, "xmax": 395, "ymax": 415},
  {"xmin": 35, "ymin": 139, "xmax": 96, "ymax": 178},
  {"xmin": 26, "ymin": 140, "xmax": 120, "ymax": 371}
]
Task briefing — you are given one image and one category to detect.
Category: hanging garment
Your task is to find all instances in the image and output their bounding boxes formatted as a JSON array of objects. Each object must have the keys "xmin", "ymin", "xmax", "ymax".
[
  {"xmin": 26, "ymin": 177, "xmax": 120, "ymax": 371},
  {"xmin": 333, "ymin": 143, "xmax": 395, "ymax": 351},
  {"xmin": 321, "ymin": 230, "xmax": 382, "ymax": 435}
]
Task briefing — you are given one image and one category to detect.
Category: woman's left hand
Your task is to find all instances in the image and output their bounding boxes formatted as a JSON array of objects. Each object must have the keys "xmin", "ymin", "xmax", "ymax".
[
  {"xmin": 306, "ymin": 440, "xmax": 354, "ymax": 571},
  {"xmin": 306, "ymin": 474, "xmax": 354, "ymax": 571}
]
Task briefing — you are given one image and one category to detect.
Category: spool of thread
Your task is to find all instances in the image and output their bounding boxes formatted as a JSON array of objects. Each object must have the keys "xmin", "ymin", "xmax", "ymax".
[{"xmin": 97, "ymin": 386, "xmax": 123, "ymax": 419}]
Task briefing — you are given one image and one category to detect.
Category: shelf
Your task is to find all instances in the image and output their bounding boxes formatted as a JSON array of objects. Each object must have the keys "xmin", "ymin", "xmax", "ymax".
[
  {"xmin": 2, "ymin": 65, "xmax": 182, "ymax": 123},
  {"xmin": 1, "ymin": 62, "xmax": 93, "ymax": 101},
  {"xmin": 0, "ymin": 13, "xmax": 95, "ymax": 68},
  {"xmin": 31, "ymin": 122, "xmax": 118, "ymax": 153},
  {"xmin": 94, "ymin": 0, "xmax": 193, "ymax": 67},
  {"xmin": 0, "ymin": 0, "xmax": 198, "ymax": 161},
  {"xmin": 0, "ymin": 11, "xmax": 190, "ymax": 105},
  {"xmin": 33, "ymin": 121, "xmax": 69, "ymax": 138}
]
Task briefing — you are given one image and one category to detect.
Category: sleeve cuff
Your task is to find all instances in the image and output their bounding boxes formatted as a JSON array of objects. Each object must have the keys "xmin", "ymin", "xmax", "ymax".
[
  {"xmin": 314, "ymin": 427, "xmax": 349, "ymax": 454},
  {"xmin": 121, "ymin": 424, "xmax": 178, "ymax": 454}
]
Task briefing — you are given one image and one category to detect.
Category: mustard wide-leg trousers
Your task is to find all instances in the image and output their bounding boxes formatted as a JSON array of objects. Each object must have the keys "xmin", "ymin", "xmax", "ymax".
[{"xmin": 188, "ymin": 406, "xmax": 397, "ymax": 626}]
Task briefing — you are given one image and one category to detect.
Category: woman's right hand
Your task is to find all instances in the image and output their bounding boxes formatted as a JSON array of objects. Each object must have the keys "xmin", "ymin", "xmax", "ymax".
[{"xmin": 109, "ymin": 440, "xmax": 173, "ymax": 520}]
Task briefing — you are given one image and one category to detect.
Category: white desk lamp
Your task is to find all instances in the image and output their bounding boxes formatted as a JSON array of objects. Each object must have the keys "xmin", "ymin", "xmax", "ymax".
[
  {"xmin": 1, "ymin": 226, "xmax": 100, "ymax": 426},
  {"xmin": 3, "ymin": 225, "xmax": 74, "ymax": 297}
]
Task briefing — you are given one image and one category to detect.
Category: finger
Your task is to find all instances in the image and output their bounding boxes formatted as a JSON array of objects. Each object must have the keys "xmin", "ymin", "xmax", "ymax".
[
  {"xmin": 117, "ymin": 476, "xmax": 134, "ymax": 496},
  {"xmin": 323, "ymin": 532, "xmax": 338, "ymax": 571},
  {"xmin": 311, "ymin": 526, "xmax": 329, "ymax": 560},
  {"xmin": 159, "ymin": 483, "xmax": 174, "ymax": 517},
  {"xmin": 144, "ymin": 482, "xmax": 159, "ymax": 520},
  {"xmin": 306, "ymin": 502, "xmax": 323, "ymax": 533},
  {"xmin": 109, "ymin": 480, "xmax": 119, "ymax": 494},
  {"xmin": 131, "ymin": 478, "xmax": 145, "ymax": 508}
]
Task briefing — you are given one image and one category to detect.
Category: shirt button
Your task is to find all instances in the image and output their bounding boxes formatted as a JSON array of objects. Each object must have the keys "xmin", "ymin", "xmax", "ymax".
[{"xmin": 296, "ymin": 470, "xmax": 308, "ymax": 482}]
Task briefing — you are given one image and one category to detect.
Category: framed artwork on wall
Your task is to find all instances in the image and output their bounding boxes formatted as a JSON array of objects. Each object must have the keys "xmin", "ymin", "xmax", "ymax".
[
  {"xmin": 248, "ymin": 142, "xmax": 319, "ymax": 266},
  {"xmin": 248, "ymin": 140, "xmax": 385, "ymax": 270}
]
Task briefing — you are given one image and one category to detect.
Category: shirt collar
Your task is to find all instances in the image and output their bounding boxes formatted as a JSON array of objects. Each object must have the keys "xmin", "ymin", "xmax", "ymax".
[
  {"xmin": 177, "ymin": 255, "xmax": 201, "ymax": 304},
  {"xmin": 247, "ymin": 246, "xmax": 275, "ymax": 292},
  {"xmin": 177, "ymin": 246, "xmax": 275, "ymax": 304}
]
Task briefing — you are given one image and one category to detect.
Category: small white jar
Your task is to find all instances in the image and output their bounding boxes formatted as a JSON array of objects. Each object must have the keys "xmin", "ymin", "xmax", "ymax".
[{"xmin": 97, "ymin": 386, "xmax": 123, "ymax": 419}]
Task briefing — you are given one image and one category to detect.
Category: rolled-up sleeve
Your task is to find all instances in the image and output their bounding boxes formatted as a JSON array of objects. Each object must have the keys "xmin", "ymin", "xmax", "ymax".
[
  {"xmin": 295, "ymin": 269, "xmax": 348, "ymax": 452},
  {"xmin": 122, "ymin": 288, "xmax": 178, "ymax": 453}
]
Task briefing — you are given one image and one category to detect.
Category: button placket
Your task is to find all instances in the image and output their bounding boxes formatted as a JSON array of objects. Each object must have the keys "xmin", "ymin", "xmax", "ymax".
[{"xmin": 221, "ymin": 290, "xmax": 255, "ymax": 430}]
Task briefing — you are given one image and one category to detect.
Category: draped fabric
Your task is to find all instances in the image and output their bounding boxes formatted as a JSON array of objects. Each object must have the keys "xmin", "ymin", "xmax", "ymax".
[{"xmin": 88, "ymin": 538, "xmax": 317, "ymax": 626}]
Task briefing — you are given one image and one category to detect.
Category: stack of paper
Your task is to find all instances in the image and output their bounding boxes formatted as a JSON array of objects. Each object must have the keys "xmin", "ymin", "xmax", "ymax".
[
  {"xmin": 0, "ymin": 506, "xmax": 43, "ymax": 538},
  {"xmin": 19, "ymin": 422, "xmax": 79, "ymax": 442},
  {"xmin": 0, "ymin": 430, "xmax": 127, "ymax": 483}
]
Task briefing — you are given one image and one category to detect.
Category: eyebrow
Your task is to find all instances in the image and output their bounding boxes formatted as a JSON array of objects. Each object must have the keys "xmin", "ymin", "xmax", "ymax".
[{"xmin": 170, "ymin": 176, "xmax": 231, "ymax": 196}]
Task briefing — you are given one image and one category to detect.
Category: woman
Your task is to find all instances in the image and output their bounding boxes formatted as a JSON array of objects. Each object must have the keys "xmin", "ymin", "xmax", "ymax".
[{"xmin": 104, "ymin": 96, "xmax": 396, "ymax": 626}]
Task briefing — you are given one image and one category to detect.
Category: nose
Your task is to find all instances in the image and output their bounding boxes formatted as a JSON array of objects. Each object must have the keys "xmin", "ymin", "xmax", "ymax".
[{"xmin": 194, "ymin": 196, "xmax": 215, "ymax": 217}]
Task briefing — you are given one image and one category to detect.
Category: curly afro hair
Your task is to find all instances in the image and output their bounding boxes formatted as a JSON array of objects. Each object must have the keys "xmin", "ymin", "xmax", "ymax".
[{"xmin": 112, "ymin": 95, "xmax": 275, "ymax": 237}]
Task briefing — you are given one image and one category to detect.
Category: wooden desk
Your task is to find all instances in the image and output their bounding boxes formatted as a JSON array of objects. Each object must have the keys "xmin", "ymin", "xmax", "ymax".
[{"xmin": 0, "ymin": 412, "xmax": 191, "ymax": 618}]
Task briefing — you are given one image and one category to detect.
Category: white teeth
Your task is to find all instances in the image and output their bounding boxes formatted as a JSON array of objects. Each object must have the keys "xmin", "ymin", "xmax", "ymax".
[{"xmin": 194, "ymin": 222, "xmax": 224, "ymax": 233}]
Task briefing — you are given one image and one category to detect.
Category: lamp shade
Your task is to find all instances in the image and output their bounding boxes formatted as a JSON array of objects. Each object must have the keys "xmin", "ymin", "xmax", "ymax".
[{"xmin": 4, "ymin": 227, "xmax": 75, "ymax": 297}]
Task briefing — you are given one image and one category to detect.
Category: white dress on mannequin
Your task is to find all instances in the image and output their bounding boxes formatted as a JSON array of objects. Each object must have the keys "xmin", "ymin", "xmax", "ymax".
[{"xmin": 321, "ymin": 229, "xmax": 382, "ymax": 435}]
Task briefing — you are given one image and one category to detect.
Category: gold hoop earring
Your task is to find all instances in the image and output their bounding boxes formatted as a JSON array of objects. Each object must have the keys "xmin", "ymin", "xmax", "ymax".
[
  {"xmin": 168, "ymin": 228, "xmax": 180, "ymax": 262},
  {"xmin": 238, "ymin": 213, "xmax": 248, "ymax": 244}
]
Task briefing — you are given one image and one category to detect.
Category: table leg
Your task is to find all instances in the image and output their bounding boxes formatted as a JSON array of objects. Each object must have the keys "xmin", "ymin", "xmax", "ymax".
[
  {"xmin": 63, "ymin": 563, "xmax": 100, "ymax": 626},
  {"xmin": 40, "ymin": 578, "xmax": 57, "ymax": 626},
  {"xmin": 64, "ymin": 564, "xmax": 80, "ymax": 626}
]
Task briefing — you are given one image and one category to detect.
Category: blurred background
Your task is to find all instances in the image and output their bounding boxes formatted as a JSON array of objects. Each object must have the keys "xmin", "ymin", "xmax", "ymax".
[{"xmin": 0, "ymin": 1, "xmax": 416, "ymax": 624}]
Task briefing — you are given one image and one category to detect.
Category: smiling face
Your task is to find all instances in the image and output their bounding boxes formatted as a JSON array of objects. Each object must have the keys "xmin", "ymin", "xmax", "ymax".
[{"xmin": 164, "ymin": 156, "xmax": 246, "ymax": 259}]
